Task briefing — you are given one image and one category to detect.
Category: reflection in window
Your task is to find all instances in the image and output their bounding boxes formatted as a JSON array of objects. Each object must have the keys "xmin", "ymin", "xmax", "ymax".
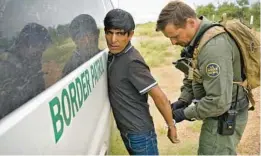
[
  {"xmin": 61, "ymin": 14, "xmax": 100, "ymax": 77},
  {"xmin": 0, "ymin": 23, "xmax": 51, "ymax": 119},
  {"xmin": 0, "ymin": 0, "xmax": 113, "ymax": 119},
  {"xmin": 42, "ymin": 14, "xmax": 102, "ymax": 87}
]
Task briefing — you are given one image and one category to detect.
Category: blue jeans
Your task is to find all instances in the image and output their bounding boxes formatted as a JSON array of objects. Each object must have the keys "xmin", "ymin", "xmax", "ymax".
[{"xmin": 120, "ymin": 130, "xmax": 159, "ymax": 155}]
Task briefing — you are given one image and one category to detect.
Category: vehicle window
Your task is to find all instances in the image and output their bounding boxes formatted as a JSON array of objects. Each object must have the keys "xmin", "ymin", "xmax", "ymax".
[{"xmin": 0, "ymin": 0, "xmax": 113, "ymax": 120}]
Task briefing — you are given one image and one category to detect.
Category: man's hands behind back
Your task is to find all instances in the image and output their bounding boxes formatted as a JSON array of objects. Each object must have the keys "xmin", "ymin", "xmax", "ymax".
[{"xmin": 168, "ymin": 125, "xmax": 180, "ymax": 143}]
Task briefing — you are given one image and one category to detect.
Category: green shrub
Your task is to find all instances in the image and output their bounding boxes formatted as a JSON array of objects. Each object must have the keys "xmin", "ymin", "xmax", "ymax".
[
  {"xmin": 134, "ymin": 38, "xmax": 173, "ymax": 67},
  {"xmin": 135, "ymin": 22, "xmax": 163, "ymax": 37},
  {"xmin": 42, "ymin": 38, "xmax": 75, "ymax": 67},
  {"xmin": 108, "ymin": 124, "xmax": 128, "ymax": 155}
]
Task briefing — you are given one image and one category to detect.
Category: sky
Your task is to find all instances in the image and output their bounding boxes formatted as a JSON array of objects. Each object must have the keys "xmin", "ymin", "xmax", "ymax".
[{"xmin": 110, "ymin": 0, "xmax": 258, "ymax": 23}]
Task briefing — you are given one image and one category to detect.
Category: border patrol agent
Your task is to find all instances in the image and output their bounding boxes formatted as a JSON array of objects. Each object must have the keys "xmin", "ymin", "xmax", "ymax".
[
  {"xmin": 104, "ymin": 9, "xmax": 179, "ymax": 155},
  {"xmin": 156, "ymin": 1, "xmax": 249, "ymax": 155}
]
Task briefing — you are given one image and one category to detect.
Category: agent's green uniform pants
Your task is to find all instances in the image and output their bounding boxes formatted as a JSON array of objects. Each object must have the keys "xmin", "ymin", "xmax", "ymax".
[{"xmin": 198, "ymin": 108, "xmax": 248, "ymax": 155}]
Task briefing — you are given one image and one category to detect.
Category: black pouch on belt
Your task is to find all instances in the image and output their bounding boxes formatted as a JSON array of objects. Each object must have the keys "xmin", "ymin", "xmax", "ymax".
[
  {"xmin": 217, "ymin": 109, "xmax": 237, "ymax": 135},
  {"xmin": 217, "ymin": 85, "xmax": 240, "ymax": 135}
]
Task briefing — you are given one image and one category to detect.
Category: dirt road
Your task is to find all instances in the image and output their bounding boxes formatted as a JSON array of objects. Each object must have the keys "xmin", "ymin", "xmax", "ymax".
[{"xmin": 149, "ymin": 65, "xmax": 260, "ymax": 155}]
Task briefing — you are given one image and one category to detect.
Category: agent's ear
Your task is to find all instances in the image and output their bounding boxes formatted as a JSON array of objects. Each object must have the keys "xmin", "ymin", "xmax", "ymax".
[{"xmin": 186, "ymin": 18, "xmax": 196, "ymax": 28}]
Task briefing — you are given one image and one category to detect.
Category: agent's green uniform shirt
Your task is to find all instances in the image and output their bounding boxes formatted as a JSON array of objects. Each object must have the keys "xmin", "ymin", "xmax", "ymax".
[
  {"xmin": 179, "ymin": 17, "xmax": 247, "ymax": 120},
  {"xmin": 178, "ymin": 17, "xmax": 249, "ymax": 155}
]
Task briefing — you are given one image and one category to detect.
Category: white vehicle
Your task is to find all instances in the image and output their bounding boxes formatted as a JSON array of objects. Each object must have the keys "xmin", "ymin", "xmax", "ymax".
[{"xmin": 0, "ymin": 0, "xmax": 113, "ymax": 154}]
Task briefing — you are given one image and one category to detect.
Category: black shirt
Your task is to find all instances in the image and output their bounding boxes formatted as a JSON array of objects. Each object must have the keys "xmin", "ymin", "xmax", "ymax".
[{"xmin": 107, "ymin": 43, "xmax": 157, "ymax": 134}]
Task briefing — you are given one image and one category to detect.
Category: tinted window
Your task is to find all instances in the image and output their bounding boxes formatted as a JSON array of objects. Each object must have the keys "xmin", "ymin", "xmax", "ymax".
[{"xmin": 0, "ymin": 0, "xmax": 113, "ymax": 119}]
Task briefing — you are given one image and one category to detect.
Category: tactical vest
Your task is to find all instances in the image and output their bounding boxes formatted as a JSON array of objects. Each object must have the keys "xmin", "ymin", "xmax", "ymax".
[{"xmin": 192, "ymin": 25, "xmax": 258, "ymax": 110}]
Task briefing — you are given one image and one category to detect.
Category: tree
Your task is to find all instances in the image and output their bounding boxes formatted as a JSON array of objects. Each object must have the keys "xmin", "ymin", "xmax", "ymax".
[
  {"xmin": 250, "ymin": 1, "xmax": 260, "ymax": 27},
  {"xmin": 217, "ymin": 2, "xmax": 240, "ymax": 20},
  {"xmin": 236, "ymin": 0, "xmax": 250, "ymax": 23},
  {"xmin": 196, "ymin": 3, "xmax": 216, "ymax": 20},
  {"xmin": 236, "ymin": 0, "xmax": 249, "ymax": 7},
  {"xmin": 195, "ymin": 0, "xmax": 259, "ymax": 29}
]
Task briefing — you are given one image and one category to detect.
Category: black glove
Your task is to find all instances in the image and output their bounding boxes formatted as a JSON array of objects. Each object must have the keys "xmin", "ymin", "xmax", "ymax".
[
  {"xmin": 171, "ymin": 100, "xmax": 187, "ymax": 110},
  {"xmin": 172, "ymin": 108, "xmax": 187, "ymax": 123}
]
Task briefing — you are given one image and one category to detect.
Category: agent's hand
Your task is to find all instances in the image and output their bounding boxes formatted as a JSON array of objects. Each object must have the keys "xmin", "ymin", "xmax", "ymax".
[
  {"xmin": 171, "ymin": 100, "xmax": 188, "ymax": 110},
  {"xmin": 173, "ymin": 108, "xmax": 187, "ymax": 123},
  {"xmin": 167, "ymin": 125, "xmax": 180, "ymax": 144}
]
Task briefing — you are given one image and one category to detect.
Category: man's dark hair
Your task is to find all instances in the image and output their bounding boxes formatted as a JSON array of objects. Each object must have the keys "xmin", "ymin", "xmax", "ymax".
[
  {"xmin": 156, "ymin": 0, "xmax": 196, "ymax": 31},
  {"xmin": 69, "ymin": 14, "xmax": 99, "ymax": 42},
  {"xmin": 104, "ymin": 9, "xmax": 135, "ymax": 33}
]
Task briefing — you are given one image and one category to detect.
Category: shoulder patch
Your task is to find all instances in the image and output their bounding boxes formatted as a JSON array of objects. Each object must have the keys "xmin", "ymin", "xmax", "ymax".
[{"xmin": 206, "ymin": 63, "xmax": 220, "ymax": 78}]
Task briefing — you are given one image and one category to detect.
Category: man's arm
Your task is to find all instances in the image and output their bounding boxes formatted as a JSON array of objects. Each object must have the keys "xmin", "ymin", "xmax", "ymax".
[
  {"xmin": 149, "ymin": 85, "xmax": 179, "ymax": 143},
  {"xmin": 127, "ymin": 59, "xmax": 179, "ymax": 143}
]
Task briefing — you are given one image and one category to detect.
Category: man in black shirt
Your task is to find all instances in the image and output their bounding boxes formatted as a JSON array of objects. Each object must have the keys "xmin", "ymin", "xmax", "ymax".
[{"xmin": 104, "ymin": 9, "xmax": 179, "ymax": 155}]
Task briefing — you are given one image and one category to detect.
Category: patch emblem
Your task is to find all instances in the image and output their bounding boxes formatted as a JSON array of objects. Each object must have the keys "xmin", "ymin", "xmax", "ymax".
[{"xmin": 206, "ymin": 63, "xmax": 220, "ymax": 78}]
